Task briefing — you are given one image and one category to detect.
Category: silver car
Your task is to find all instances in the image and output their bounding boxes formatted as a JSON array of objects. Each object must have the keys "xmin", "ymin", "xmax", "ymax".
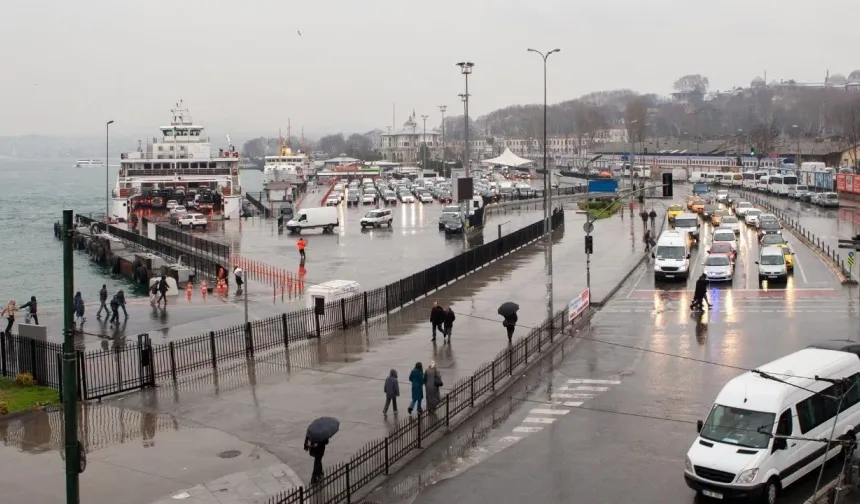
[
  {"xmin": 703, "ymin": 253, "xmax": 734, "ymax": 282},
  {"xmin": 818, "ymin": 192, "xmax": 839, "ymax": 207}
]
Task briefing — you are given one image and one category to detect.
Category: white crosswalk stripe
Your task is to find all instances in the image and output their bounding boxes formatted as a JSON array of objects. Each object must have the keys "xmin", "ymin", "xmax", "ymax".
[
  {"xmin": 529, "ymin": 409, "xmax": 570, "ymax": 415},
  {"xmin": 569, "ymin": 386, "xmax": 609, "ymax": 392},
  {"xmin": 513, "ymin": 426, "xmax": 543, "ymax": 433},
  {"xmin": 567, "ymin": 379, "xmax": 622, "ymax": 385},
  {"xmin": 523, "ymin": 417, "xmax": 557, "ymax": 424}
]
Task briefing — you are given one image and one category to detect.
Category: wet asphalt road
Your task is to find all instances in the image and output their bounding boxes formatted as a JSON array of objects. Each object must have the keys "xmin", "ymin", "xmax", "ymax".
[{"xmin": 372, "ymin": 193, "xmax": 859, "ymax": 504}]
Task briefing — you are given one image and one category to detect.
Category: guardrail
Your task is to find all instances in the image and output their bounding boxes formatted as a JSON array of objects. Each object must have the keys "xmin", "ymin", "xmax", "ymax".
[
  {"xmin": 246, "ymin": 191, "xmax": 272, "ymax": 217},
  {"xmin": 149, "ymin": 221, "xmax": 230, "ymax": 260}
]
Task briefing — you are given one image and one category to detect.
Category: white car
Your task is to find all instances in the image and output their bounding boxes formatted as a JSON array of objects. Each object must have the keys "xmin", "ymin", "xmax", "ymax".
[
  {"xmin": 178, "ymin": 213, "xmax": 208, "ymax": 229},
  {"xmin": 712, "ymin": 229, "xmax": 738, "ymax": 251},
  {"xmin": 325, "ymin": 196, "xmax": 340, "ymax": 206},
  {"xmin": 716, "ymin": 190, "xmax": 729, "ymax": 202},
  {"xmin": 360, "ymin": 208, "xmax": 393, "ymax": 228},
  {"xmin": 165, "ymin": 199, "xmax": 179, "ymax": 210},
  {"xmin": 362, "ymin": 193, "xmax": 376, "ymax": 205},
  {"xmin": 703, "ymin": 253, "xmax": 733, "ymax": 282},
  {"xmin": 718, "ymin": 215, "xmax": 740, "ymax": 234},
  {"xmin": 170, "ymin": 206, "xmax": 187, "ymax": 216},
  {"xmin": 734, "ymin": 201, "xmax": 754, "ymax": 217},
  {"xmin": 419, "ymin": 192, "xmax": 433, "ymax": 203},
  {"xmin": 400, "ymin": 193, "xmax": 415, "ymax": 203},
  {"xmin": 744, "ymin": 209, "xmax": 762, "ymax": 226}
]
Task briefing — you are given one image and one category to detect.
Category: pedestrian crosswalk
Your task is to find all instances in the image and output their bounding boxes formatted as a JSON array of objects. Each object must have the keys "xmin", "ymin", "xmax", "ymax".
[
  {"xmin": 504, "ymin": 378, "xmax": 621, "ymax": 439},
  {"xmin": 600, "ymin": 297, "xmax": 857, "ymax": 315}
]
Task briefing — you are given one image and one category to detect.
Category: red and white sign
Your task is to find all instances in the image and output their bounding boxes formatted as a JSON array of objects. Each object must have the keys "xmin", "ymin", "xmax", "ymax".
[{"xmin": 568, "ymin": 288, "xmax": 590, "ymax": 322}]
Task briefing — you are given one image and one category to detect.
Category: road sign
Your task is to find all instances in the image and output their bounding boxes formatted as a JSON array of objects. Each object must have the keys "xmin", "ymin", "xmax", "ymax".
[
  {"xmin": 850, "ymin": 252, "xmax": 856, "ymax": 258},
  {"xmin": 583, "ymin": 222, "xmax": 594, "ymax": 234}
]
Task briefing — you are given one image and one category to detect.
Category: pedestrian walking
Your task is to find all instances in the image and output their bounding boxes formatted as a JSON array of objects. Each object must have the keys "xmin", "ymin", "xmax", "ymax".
[
  {"xmin": 1, "ymin": 299, "xmax": 17, "ymax": 335},
  {"xmin": 303, "ymin": 436, "xmax": 327, "ymax": 485},
  {"xmin": 503, "ymin": 312, "xmax": 518, "ymax": 343},
  {"xmin": 408, "ymin": 362, "xmax": 425, "ymax": 415},
  {"xmin": 429, "ymin": 302, "xmax": 446, "ymax": 342},
  {"xmin": 690, "ymin": 273, "xmax": 712, "ymax": 311},
  {"xmin": 383, "ymin": 368, "xmax": 399, "ymax": 416},
  {"xmin": 644, "ymin": 229, "xmax": 652, "ymax": 252},
  {"xmin": 297, "ymin": 238, "xmax": 307, "ymax": 261},
  {"xmin": 96, "ymin": 284, "xmax": 109, "ymax": 319},
  {"xmin": 109, "ymin": 294, "xmax": 121, "ymax": 326},
  {"xmin": 117, "ymin": 290, "xmax": 128, "ymax": 318},
  {"xmin": 73, "ymin": 292, "xmax": 85, "ymax": 329},
  {"xmin": 639, "ymin": 210, "xmax": 649, "ymax": 228},
  {"xmin": 234, "ymin": 266, "xmax": 244, "ymax": 293},
  {"xmin": 628, "ymin": 201, "xmax": 634, "ymax": 217},
  {"xmin": 19, "ymin": 296, "xmax": 38, "ymax": 325},
  {"xmin": 649, "ymin": 208, "xmax": 657, "ymax": 229},
  {"xmin": 424, "ymin": 360, "xmax": 443, "ymax": 413},
  {"xmin": 157, "ymin": 276, "xmax": 169, "ymax": 306},
  {"xmin": 149, "ymin": 281, "xmax": 159, "ymax": 305},
  {"xmin": 443, "ymin": 306, "xmax": 455, "ymax": 342}
]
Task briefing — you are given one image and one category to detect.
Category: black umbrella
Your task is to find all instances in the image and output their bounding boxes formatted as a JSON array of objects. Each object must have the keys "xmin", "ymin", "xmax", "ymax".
[
  {"xmin": 306, "ymin": 417, "xmax": 340, "ymax": 444},
  {"xmin": 497, "ymin": 302, "xmax": 519, "ymax": 318}
]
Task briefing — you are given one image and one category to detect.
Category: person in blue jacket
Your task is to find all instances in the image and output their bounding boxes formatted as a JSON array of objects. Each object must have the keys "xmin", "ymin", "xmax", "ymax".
[{"xmin": 408, "ymin": 362, "xmax": 425, "ymax": 415}]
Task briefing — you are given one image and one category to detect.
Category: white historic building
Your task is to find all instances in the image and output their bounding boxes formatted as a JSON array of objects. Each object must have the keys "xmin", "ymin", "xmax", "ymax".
[{"xmin": 379, "ymin": 112, "xmax": 442, "ymax": 163}]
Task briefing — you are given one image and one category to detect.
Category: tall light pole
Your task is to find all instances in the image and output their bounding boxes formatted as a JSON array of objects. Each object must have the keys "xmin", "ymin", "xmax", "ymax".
[
  {"xmin": 438, "ymin": 105, "xmax": 447, "ymax": 172},
  {"xmin": 456, "ymin": 62, "xmax": 474, "ymax": 177},
  {"xmin": 106, "ymin": 120, "xmax": 114, "ymax": 220},
  {"xmin": 528, "ymin": 48, "xmax": 560, "ymax": 332},
  {"xmin": 421, "ymin": 114, "xmax": 429, "ymax": 172}
]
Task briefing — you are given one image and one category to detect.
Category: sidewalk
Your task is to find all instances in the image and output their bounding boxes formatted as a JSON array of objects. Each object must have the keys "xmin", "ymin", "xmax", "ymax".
[{"xmin": 0, "ymin": 205, "xmax": 659, "ymax": 504}]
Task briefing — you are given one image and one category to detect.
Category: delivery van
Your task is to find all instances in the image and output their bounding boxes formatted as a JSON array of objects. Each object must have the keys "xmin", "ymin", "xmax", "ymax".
[
  {"xmin": 652, "ymin": 230, "xmax": 691, "ymax": 281},
  {"xmin": 286, "ymin": 206, "xmax": 339, "ymax": 234},
  {"xmin": 685, "ymin": 348, "xmax": 860, "ymax": 504}
]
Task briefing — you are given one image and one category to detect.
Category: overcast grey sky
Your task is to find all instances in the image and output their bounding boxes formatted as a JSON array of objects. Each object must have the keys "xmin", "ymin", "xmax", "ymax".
[{"xmin": 2, "ymin": 0, "xmax": 857, "ymax": 138}]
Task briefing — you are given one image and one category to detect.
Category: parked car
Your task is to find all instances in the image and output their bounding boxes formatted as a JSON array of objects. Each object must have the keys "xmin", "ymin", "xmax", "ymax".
[
  {"xmin": 178, "ymin": 213, "xmax": 208, "ymax": 229},
  {"xmin": 818, "ymin": 192, "xmax": 840, "ymax": 207},
  {"xmin": 383, "ymin": 191, "xmax": 398, "ymax": 205}
]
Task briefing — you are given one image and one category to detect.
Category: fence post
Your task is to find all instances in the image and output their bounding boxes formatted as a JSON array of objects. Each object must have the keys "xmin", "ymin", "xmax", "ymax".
[
  {"xmin": 281, "ymin": 313, "xmax": 290, "ymax": 349},
  {"xmin": 524, "ymin": 335, "xmax": 528, "ymax": 365},
  {"xmin": 245, "ymin": 322, "xmax": 254, "ymax": 359},
  {"xmin": 0, "ymin": 334, "xmax": 5, "ymax": 376},
  {"xmin": 345, "ymin": 462, "xmax": 352, "ymax": 503},
  {"xmin": 491, "ymin": 360, "xmax": 496, "ymax": 391},
  {"xmin": 509, "ymin": 346, "xmax": 513, "ymax": 376},
  {"xmin": 416, "ymin": 413, "xmax": 422, "ymax": 448},
  {"xmin": 470, "ymin": 375, "xmax": 475, "ymax": 407},
  {"xmin": 445, "ymin": 396, "xmax": 450, "ymax": 427},
  {"xmin": 56, "ymin": 353, "xmax": 62, "ymax": 401},
  {"xmin": 77, "ymin": 351, "xmax": 87, "ymax": 400},
  {"xmin": 168, "ymin": 342, "xmax": 177, "ymax": 381},
  {"xmin": 384, "ymin": 437, "xmax": 390, "ymax": 475},
  {"xmin": 209, "ymin": 331, "xmax": 217, "ymax": 369},
  {"xmin": 341, "ymin": 299, "xmax": 347, "ymax": 330},
  {"xmin": 363, "ymin": 292, "xmax": 369, "ymax": 325}
]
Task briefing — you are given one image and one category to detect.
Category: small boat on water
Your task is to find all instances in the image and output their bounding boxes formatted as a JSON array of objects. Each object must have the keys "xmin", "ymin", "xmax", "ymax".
[{"xmin": 75, "ymin": 159, "xmax": 106, "ymax": 168}]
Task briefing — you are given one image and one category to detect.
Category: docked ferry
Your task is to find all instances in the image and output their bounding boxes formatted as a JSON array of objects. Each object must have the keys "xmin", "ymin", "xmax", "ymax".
[
  {"xmin": 110, "ymin": 102, "xmax": 242, "ymax": 221},
  {"xmin": 263, "ymin": 144, "xmax": 309, "ymax": 186}
]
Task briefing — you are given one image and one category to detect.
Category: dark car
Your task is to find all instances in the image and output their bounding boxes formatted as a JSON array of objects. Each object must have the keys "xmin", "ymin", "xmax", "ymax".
[
  {"xmin": 702, "ymin": 205, "xmax": 720, "ymax": 220},
  {"xmin": 757, "ymin": 220, "xmax": 782, "ymax": 240},
  {"xmin": 807, "ymin": 340, "xmax": 860, "ymax": 360},
  {"xmin": 444, "ymin": 219, "xmax": 464, "ymax": 235}
]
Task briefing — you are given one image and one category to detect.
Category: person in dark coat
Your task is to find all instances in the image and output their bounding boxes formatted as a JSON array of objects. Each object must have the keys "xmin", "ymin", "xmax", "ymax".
[
  {"xmin": 649, "ymin": 208, "xmax": 658, "ymax": 228},
  {"xmin": 429, "ymin": 302, "xmax": 446, "ymax": 342},
  {"xmin": 383, "ymin": 369, "xmax": 400, "ymax": 416},
  {"xmin": 303, "ymin": 436, "xmax": 328, "ymax": 484},
  {"xmin": 97, "ymin": 285, "xmax": 109, "ymax": 319},
  {"xmin": 443, "ymin": 306, "xmax": 455, "ymax": 342},
  {"xmin": 117, "ymin": 290, "xmax": 128, "ymax": 318},
  {"xmin": 157, "ymin": 276, "xmax": 169, "ymax": 306},
  {"xmin": 424, "ymin": 360, "xmax": 443, "ymax": 413},
  {"xmin": 73, "ymin": 292, "xmax": 86, "ymax": 329},
  {"xmin": 408, "ymin": 362, "xmax": 425, "ymax": 415},
  {"xmin": 19, "ymin": 296, "xmax": 38, "ymax": 325},
  {"xmin": 109, "ymin": 295, "xmax": 121, "ymax": 326},
  {"xmin": 503, "ymin": 312, "xmax": 518, "ymax": 342},
  {"xmin": 691, "ymin": 274, "xmax": 711, "ymax": 310}
]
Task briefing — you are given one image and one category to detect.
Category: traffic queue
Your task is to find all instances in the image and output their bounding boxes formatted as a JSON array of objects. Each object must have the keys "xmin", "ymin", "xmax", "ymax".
[{"xmin": 654, "ymin": 187, "xmax": 794, "ymax": 286}]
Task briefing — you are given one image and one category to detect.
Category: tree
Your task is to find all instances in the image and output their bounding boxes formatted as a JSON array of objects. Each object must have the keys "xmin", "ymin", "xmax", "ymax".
[
  {"xmin": 673, "ymin": 74, "xmax": 710, "ymax": 95},
  {"xmin": 624, "ymin": 98, "xmax": 648, "ymax": 144},
  {"xmin": 747, "ymin": 122, "xmax": 779, "ymax": 162},
  {"xmin": 344, "ymin": 133, "xmax": 375, "ymax": 159},
  {"xmin": 572, "ymin": 102, "xmax": 607, "ymax": 150},
  {"xmin": 241, "ymin": 137, "xmax": 269, "ymax": 160},
  {"xmin": 834, "ymin": 96, "xmax": 860, "ymax": 168},
  {"xmin": 317, "ymin": 134, "xmax": 347, "ymax": 156},
  {"xmin": 417, "ymin": 144, "xmax": 432, "ymax": 166}
]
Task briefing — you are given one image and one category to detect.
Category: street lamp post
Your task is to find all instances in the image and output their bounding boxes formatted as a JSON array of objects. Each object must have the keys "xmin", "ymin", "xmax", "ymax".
[
  {"xmin": 421, "ymin": 114, "xmax": 429, "ymax": 171},
  {"xmin": 527, "ymin": 47, "xmax": 560, "ymax": 330},
  {"xmin": 106, "ymin": 120, "xmax": 114, "ymax": 221},
  {"xmin": 456, "ymin": 62, "xmax": 474, "ymax": 177},
  {"xmin": 438, "ymin": 105, "xmax": 447, "ymax": 172},
  {"xmin": 458, "ymin": 92, "xmax": 470, "ymax": 219}
]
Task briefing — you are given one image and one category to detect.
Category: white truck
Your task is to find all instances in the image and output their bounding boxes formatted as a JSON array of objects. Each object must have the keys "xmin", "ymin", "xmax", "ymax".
[{"xmin": 286, "ymin": 206, "xmax": 339, "ymax": 234}]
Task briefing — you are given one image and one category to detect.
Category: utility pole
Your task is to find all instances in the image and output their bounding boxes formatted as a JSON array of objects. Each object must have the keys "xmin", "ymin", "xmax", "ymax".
[
  {"xmin": 528, "ymin": 47, "xmax": 560, "ymax": 332},
  {"xmin": 421, "ymin": 114, "xmax": 429, "ymax": 171},
  {"xmin": 61, "ymin": 209, "xmax": 81, "ymax": 503},
  {"xmin": 456, "ymin": 62, "xmax": 474, "ymax": 177},
  {"xmin": 438, "ymin": 105, "xmax": 447, "ymax": 173},
  {"xmin": 105, "ymin": 120, "xmax": 114, "ymax": 221}
]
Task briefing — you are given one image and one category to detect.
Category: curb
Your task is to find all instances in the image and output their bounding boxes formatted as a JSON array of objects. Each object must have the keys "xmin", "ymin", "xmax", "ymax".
[{"xmin": 355, "ymin": 309, "xmax": 595, "ymax": 504}]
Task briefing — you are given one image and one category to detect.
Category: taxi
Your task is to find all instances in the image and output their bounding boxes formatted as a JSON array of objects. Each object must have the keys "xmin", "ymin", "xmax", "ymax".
[
  {"xmin": 668, "ymin": 204, "xmax": 684, "ymax": 222},
  {"xmin": 711, "ymin": 210, "xmax": 729, "ymax": 226},
  {"xmin": 686, "ymin": 196, "xmax": 698, "ymax": 210},
  {"xmin": 775, "ymin": 243, "xmax": 795, "ymax": 271},
  {"xmin": 691, "ymin": 199, "xmax": 706, "ymax": 214}
]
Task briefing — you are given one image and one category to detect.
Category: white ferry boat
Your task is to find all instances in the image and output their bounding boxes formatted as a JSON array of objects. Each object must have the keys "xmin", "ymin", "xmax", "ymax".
[
  {"xmin": 110, "ymin": 102, "xmax": 242, "ymax": 221},
  {"xmin": 75, "ymin": 159, "xmax": 105, "ymax": 168},
  {"xmin": 263, "ymin": 143, "xmax": 309, "ymax": 186}
]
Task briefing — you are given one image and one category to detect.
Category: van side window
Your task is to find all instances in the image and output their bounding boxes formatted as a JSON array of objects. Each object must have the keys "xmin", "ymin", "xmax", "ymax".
[
  {"xmin": 796, "ymin": 382, "xmax": 843, "ymax": 433},
  {"xmin": 776, "ymin": 410, "xmax": 792, "ymax": 436},
  {"xmin": 840, "ymin": 373, "xmax": 860, "ymax": 412}
]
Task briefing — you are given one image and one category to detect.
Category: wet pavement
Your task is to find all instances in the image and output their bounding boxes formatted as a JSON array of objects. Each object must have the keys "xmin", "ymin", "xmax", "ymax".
[
  {"xmin": 0, "ymin": 203, "xmax": 653, "ymax": 504},
  {"xmin": 358, "ymin": 193, "xmax": 860, "ymax": 504}
]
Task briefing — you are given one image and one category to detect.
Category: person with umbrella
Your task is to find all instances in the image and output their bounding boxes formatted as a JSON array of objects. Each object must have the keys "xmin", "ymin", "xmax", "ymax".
[
  {"xmin": 498, "ymin": 302, "xmax": 519, "ymax": 343},
  {"xmin": 305, "ymin": 417, "xmax": 339, "ymax": 484},
  {"xmin": 408, "ymin": 362, "xmax": 425, "ymax": 415}
]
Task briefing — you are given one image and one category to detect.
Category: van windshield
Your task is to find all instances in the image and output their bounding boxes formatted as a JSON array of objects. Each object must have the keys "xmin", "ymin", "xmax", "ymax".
[
  {"xmin": 655, "ymin": 245, "xmax": 686, "ymax": 260},
  {"xmin": 700, "ymin": 404, "xmax": 775, "ymax": 449},
  {"xmin": 674, "ymin": 218, "xmax": 697, "ymax": 228}
]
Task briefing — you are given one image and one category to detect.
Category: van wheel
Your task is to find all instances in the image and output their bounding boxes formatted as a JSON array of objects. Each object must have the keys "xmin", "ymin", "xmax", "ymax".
[{"xmin": 762, "ymin": 478, "xmax": 779, "ymax": 504}]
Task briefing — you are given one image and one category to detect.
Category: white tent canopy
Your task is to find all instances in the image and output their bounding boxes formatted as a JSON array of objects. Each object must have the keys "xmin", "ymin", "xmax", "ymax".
[{"xmin": 481, "ymin": 148, "xmax": 534, "ymax": 168}]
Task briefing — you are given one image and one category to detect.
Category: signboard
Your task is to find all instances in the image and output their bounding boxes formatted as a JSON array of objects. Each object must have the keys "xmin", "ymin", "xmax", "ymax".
[
  {"xmin": 450, "ymin": 169, "xmax": 474, "ymax": 202},
  {"xmin": 587, "ymin": 179, "xmax": 618, "ymax": 193},
  {"xmin": 853, "ymin": 176, "xmax": 860, "ymax": 195},
  {"xmin": 848, "ymin": 251, "xmax": 855, "ymax": 267},
  {"xmin": 568, "ymin": 288, "xmax": 590, "ymax": 322},
  {"xmin": 838, "ymin": 174, "xmax": 847, "ymax": 192},
  {"xmin": 846, "ymin": 174, "xmax": 853, "ymax": 193}
]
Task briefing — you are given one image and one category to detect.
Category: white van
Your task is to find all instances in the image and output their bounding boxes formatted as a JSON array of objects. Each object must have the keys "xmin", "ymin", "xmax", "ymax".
[
  {"xmin": 756, "ymin": 175, "xmax": 770, "ymax": 192},
  {"xmin": 757, "ymin": 245, "xmax": 788, "ymax": 283},
  {"xmin": 688, "ymin": 172, "xmax": 708, "ymax": 183},
  {"xmin": 685, "ymin": 348, "xmax": 860, "ymax": 503},
  {"xmin": 286, "ymin": 206, "xmax": 339, "ymax": 234},
  {"xmin": 652, "ymin": 230, "xmax": 692, "ymax": 281},
  {"xmin": 672, "ymin": 212, "xmax": 701, "ymax": 244}
]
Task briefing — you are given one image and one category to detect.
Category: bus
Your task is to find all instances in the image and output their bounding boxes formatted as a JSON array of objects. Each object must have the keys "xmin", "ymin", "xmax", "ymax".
[
  {"xmin": 767, "ymin": 175, "xmax": 783, "ymax": 194},
  {"xmin": 729, "ymin": 173, "xmax": 744, "ymax": 187},
  {"xmin": 777, "ymin": 174, "xmax": 798, "ymax": 196},
  {"xmin": 757, "ymin": 175, "xmax": 770, "ymax": 191},
  {"xmin": 743, "ymin": 170, "xmax": 768, "ymax": 190}
]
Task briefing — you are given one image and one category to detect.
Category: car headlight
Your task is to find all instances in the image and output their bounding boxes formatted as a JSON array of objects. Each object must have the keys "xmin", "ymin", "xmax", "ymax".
[
  {"xmin": 736, "ymin": 468, "xmax": 759, "ymax": 484},
  {"xmin": 685, "ymin": 456, "xmax": 693, "ymax": 473}
]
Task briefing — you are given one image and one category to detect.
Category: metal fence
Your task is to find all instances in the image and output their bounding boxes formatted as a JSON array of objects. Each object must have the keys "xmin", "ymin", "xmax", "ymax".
[
  {"xmin": 150, "ymin": 222, "xmax": 230, "ymax": 260},
  {"xmin": 0, "ymin": 333, "xmax": 62, "ymax": 390},
  {"xmin": 266, "ymin": 307, "xmax": 578, "ymax": 504},
  {"xmin": 29, "ymin": 210, "xmax": 563, "ymax": 401},
  {"xmin": 74, "ymin": 215, "xmax": 224, "ymax": 281},
  {"xmin": 246, "ymin": 191, "xmax": 273, "ymax": 217}
]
